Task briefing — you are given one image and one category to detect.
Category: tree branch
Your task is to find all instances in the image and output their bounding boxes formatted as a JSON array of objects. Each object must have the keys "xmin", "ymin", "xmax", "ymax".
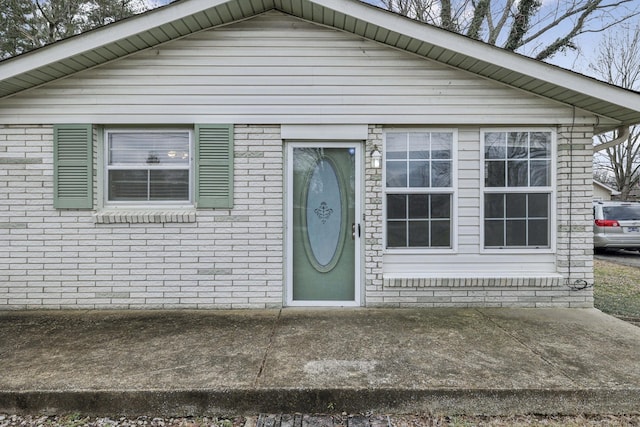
[
  {"xmin": 504, "ymin": 0, "xmax": 541, "ymax": 51},
  {"xmin": 466, "ymin": 0, "xmax": 490, "ymax": 39}
]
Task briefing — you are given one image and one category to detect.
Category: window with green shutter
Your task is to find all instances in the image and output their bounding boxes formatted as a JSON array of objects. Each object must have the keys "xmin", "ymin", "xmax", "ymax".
[
  {"xmin": 98, "ymin": 125, "xmax": 233, "ymax": 209},
  {"xmin": 54, "ymin": 124, "xmax": 93, "ymax": 209},
  {"xmin": 195, "ymin": 124, "xmax": 234, "ymax": 209}
]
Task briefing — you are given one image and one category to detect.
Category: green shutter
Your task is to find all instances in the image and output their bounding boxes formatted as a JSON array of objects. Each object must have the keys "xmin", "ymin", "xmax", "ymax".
[
  {"xmin": 195, "ymin": 124, "xmax": 234, "ymax": 209},
  {"xmin": 53, "ymin": 124, "xmax": 93, "ymax": 209}
]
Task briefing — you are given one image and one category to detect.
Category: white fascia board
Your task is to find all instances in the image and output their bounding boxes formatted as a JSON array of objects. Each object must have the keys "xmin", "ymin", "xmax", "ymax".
[
  {"xmin": 318, "ymin": 0, "xmax": 640, "ymax": 118},
  {"xmin": 0, "ymin": 0, "xmax": 233, "ymax": 81}
]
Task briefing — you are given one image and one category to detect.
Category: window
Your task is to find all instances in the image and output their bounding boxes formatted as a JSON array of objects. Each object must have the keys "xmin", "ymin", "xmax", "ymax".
[
  {"xmin": 384, "ymin": 131, "xmax": 455, "ymax": 249},
  {"xmin": 106, "ymin": 130, "xmax": 192, "ymax": 204},
  {"xmin": 482, "ymin": 130, "xmax": 553, "ymax": 249}
]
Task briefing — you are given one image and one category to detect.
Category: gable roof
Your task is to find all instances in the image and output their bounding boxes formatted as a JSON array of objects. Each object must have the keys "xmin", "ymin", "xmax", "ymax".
[
  {"xmin": 1, "ymin": 0, "xmax": 640, "ymax": 131},
  {"xmin": 593, "ymin": 180, "xmax": 620, "ymax": 196}
]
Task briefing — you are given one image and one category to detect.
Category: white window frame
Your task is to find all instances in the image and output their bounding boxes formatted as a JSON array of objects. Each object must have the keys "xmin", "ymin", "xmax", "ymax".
[
  {"xmin": 480, "ymin": 128, "xmax": 556, "ymax": 254},
  {"xmin": 382, "ymin": 128, "xmax": 458, "ymax": 254},
  {"xmin": 103, "ymin": 128, "xmax": 194, "ymax": 208}
]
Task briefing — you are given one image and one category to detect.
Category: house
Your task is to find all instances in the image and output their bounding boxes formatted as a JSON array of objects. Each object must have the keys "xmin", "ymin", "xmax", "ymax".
[
  {"xmin": 593, "ymin": 180, "xmax": 620, "ymax": 201},
  {"xmin": 2, "ymin": 0, "xmax": 640, "ymax": 310}
]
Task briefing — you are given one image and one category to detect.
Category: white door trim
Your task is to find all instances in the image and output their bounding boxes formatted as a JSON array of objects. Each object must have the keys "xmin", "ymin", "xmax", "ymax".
[{"xmin": 285, "ymin": 142, "xmax": 362, "ymax": 307}]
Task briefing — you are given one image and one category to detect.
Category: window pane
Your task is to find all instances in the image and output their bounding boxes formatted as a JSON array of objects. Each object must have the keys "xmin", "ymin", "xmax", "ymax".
[
  {"xmin": 408, "ymin": 133, "xmax": 429, "ymax": 159},
  {"xmin": 386, "ymin": 162, "xmax": 407, "ymax": 187},
  {"xmin": 431, "ymin": 133, "xmax": 452, "ymax": 159},
  {"xmin": 431, "ymin": 194, "xmax": 451, "ymax": 219},
  {"xmin": 530, "ymin": 160, "xmax": 550, "ymax": 186},
  {"xmin": 485, "ymin": 193, "xmax": 504, "ymax": 218},
  {"xmin": 528, "ymin": 193, "xmax": 549, "ymax": 218},
  {"xmin": 431, "ymin": 220, "xmax": 450, "ymax": 247},
  {"xmin": 507, "ymin": 160, "xmax": 528, "ymax": 187},
  {"xmin": 530, "ymin": 132, "xmax": 551, "ymax": 158},
  {"xmin": 408, "ymin": 221, "xmax": 429, "ymax": 246},
  {"xmin": 387, "ymin": 194, "xmax": 407, "ymax": 219},
  {"xmin": 528, "ymin": 219, "xmax": 549, "ymax": 246},
  {"xmin": 485, "ymin": 132, "xmax": 506, "ymax": 159},
  {"xmin": 507, "ymin": 132, "xmax": 528, "ymax": 159},
  {"xmin": 109, "ymin": 132, "xmax": 189, "ymax": 166},
  {"xmin": 109, "ymin": 170, "xmax": 148, "ymax": 201},
  {"xmin": 506, "ymin": 220, "xmax": 526, "ymax": 246},
  {"xmin": 431, "ymin": 161, "xmax": 451, "ymax": 187},
  {"xmin": 149, "ymin": 170, "xmax": 189, "ymax": 201},
  {"xmin": 387, "ymin": 221, "xmax": 406, "ymax": 247},
  {"xmin": 506, "ymin": 193, "xmax": 526, "ymax": 218},
  {"xmin": 485, "ymin": 220, "xmax": 504, "ymax": 247},
  {"xmin": 409, "ymin": 161, "xmax": 430, "ymax": 187},
  {"xmin": 386, "ymin": 133, "xmax": 407, "ymax": 159},
  {"xmin": 408, "ymin": 194, "xmax": 429, "ymax": 218},
  {"xmin": 603, "ymin": 206, "xmax": 640, "ymax": 220},
  {"xmin": 485, "ymin": 161, "xmax": 505, "ymax": 187}
]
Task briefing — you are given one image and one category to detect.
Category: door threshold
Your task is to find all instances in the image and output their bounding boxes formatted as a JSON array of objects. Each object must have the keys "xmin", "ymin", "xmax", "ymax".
[{"xmin": 287, "ymin": 300, "xmax": 359, "ymax": 307}]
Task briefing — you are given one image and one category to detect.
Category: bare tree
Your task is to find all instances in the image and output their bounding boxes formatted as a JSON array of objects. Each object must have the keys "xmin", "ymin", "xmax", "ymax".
[
  {"xmin": 591, "ymin": 27, "xmax": 640, "ymax": 200},
  {"xmin": 0, "ymin": 0, "xmax": 148, "ymax": 60},
  {"xmin": 379, "ymin": 0, "xmax": 640, "ymax": 61}
]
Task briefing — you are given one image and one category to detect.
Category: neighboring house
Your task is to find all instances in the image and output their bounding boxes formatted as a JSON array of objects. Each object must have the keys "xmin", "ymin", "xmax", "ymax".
[
  {"xmin": 593, "ymin": 180, "xmax": 620, "ymax": 201},
  {"xmin": 622, "ymin": 185, "xmax": 640, "ymax": 201},
  {"xmin": 2, "ymin": 0, "xmax": 640, "ymax": 310}
]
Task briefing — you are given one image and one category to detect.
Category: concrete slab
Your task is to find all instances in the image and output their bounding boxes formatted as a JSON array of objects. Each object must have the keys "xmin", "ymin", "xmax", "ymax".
[
  {"xmin": 0, "ymin": 310, "xmax": 278, "ymax": 390},
  {"xmin": 0, "ymin": 308, "xmax": 639, "ymax": 416},
  {"xmin": 260, "ymin": 309, "xmax": 575, "ymax": 389}
]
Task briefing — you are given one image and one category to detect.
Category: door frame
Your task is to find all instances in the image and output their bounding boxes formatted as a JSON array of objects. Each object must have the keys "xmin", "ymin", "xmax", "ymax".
[{"xmin": 285, "ymin": 141, "xmax": 362, "ymax": 307}]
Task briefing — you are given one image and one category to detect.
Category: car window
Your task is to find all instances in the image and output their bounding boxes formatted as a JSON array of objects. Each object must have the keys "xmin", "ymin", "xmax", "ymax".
[{"xmin": 603, "ymin": 205, "xmax": 640, "ymax": 220}]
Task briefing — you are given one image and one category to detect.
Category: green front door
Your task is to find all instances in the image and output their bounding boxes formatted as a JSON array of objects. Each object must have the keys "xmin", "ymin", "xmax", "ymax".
[{"xmin": 290, "ymin": 145, "xmax": 359, "ymax": 304}]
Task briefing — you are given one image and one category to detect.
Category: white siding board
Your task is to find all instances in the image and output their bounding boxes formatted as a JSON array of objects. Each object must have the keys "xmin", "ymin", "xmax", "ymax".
[
  {"xmin": 383, "ymin": 254, "xmax": 557, "ymax": 275},
  {"xmin": 0, "ymin": 12, "xmax": 589, "ymax": 125}
]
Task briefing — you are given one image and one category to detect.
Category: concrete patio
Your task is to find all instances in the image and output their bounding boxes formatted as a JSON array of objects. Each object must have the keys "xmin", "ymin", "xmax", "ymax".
[{"xmin": 1, "ymin": 308, "xmax": 639, "ymax": 416}]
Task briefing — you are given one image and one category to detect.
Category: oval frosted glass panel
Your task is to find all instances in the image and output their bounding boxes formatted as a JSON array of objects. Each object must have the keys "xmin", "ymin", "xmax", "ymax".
[{"xmin": 306, "ymin": 159, "xmax": 342, "ymax": 267}]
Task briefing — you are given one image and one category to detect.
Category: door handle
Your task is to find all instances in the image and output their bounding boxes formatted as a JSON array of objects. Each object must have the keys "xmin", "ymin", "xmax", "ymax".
[{"xmin": 352, "ymin": 223, "xmax": 361, "ymax": 240}]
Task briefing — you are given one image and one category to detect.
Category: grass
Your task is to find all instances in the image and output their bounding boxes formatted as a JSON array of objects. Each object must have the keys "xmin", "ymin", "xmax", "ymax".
[{"xmin": 594, "ymin": 258, "xmax": 640, "ymax": 320}]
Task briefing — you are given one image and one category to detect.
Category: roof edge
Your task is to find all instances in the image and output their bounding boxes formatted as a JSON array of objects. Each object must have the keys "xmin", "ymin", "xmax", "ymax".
[
  {"xmin": 318, "ymin": 0, "xmax": 640, "ymax": 123},
  {"xmin": 0, "ymin": 0, "xmax": 251, "ymax": 81}
]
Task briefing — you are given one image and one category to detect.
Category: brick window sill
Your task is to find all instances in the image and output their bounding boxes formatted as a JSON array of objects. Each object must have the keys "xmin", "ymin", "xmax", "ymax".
[{"xmin": 93, "ymin": 209, "xmax": 196, "ymax": 224}]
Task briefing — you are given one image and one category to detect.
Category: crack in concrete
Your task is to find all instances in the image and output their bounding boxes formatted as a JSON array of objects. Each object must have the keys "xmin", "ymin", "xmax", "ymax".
[
  {"xmin": 253, "ymin": 308, "xmax": 282, "ymax": 387},
  {"xmin": 474, "ymin": 309, "xmax": 579, "ymax": 386}
]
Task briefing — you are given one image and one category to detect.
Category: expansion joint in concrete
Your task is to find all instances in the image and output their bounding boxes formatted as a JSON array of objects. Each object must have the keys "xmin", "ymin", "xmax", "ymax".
[
  {"xmin": 254, "ymin": 308, "xmax": 282, "ymax": 387},
  {"xmin": 473, "ymin": 309, "xmax": 579, "ymax": 386}
]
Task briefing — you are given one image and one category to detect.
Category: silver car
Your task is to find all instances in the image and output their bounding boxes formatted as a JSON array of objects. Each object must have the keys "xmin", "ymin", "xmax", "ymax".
[{"xmin": 593, "ymin": 200, "xmax": 640, "ymax": 252}]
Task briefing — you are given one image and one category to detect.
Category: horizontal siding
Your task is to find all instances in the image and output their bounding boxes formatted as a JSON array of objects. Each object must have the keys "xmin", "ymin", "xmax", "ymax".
[
  {"xmin": 0, "ymin": 11, "xmax": 590, "ymax": 125},
  {"xmin": 383, "ymin": 253, "xmax": 557, "ymax": 275}
]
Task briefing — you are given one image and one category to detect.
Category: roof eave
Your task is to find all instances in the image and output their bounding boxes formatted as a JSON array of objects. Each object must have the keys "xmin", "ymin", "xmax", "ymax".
[
  {"xmin": 0, "ymin": 0, "xmax": 265, "ymax": 82},
  {"xmin": 318, "ymin": 0, "xmax": 640, "ymax": 125}
]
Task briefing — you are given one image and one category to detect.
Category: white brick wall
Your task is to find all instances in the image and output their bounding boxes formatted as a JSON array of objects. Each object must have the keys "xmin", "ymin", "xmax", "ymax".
[
  {"xmin": 0, "ymin": 124, "xmax": 284, "ymax": 309},
  {"xmin": 364, "ymin": 125, "xmax": 385, "ymax": 305},
  {"xmin": 1, "ymin": 123, "xmax": 594, "ymax": 309}
]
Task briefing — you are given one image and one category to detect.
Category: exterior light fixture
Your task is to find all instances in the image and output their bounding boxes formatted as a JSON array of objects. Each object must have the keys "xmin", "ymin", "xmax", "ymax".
[{"xmin": 371, "ymin": 145, "xmax": 382, "ymax": 168}]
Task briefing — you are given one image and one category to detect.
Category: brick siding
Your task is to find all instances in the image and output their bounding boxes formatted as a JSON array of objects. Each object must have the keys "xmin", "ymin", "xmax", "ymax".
[
  {"xmin": 0, "ymin": 124, "xmax": 284, "ymax": 309},
  {"xmin": 1, "ymin": 124, "xmax": 594, "ymax": 309}
]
